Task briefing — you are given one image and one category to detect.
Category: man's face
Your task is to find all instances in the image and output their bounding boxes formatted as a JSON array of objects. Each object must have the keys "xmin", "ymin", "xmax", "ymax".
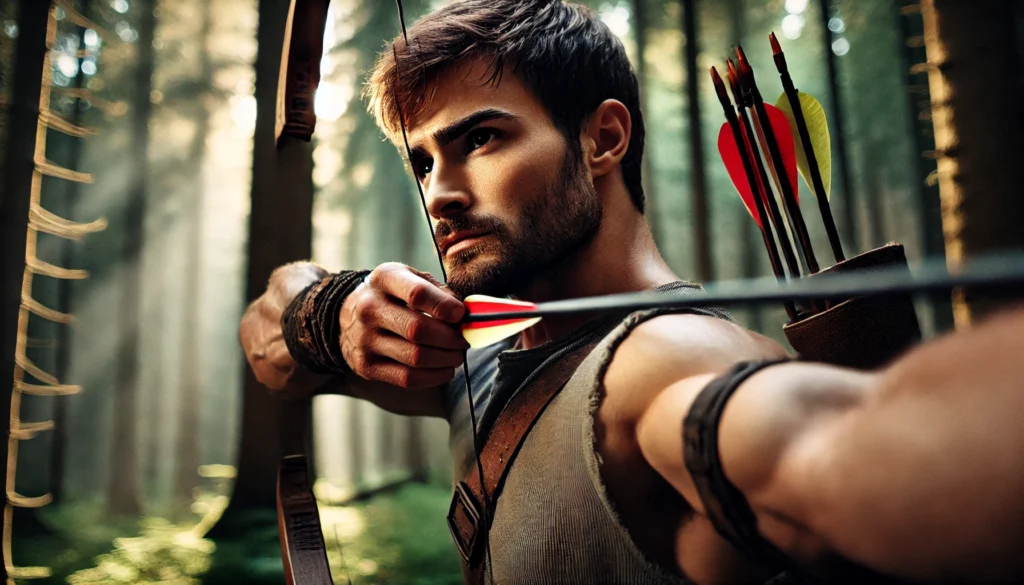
[{"xmin": 405, "ymin": 60, "xmax": 601, "ymax": 298}]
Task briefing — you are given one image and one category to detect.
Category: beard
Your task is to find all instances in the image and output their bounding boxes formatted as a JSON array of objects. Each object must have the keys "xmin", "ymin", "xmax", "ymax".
[{"xmin": 436, "ymin": 148, "xmax": 602, "ymax": 298}]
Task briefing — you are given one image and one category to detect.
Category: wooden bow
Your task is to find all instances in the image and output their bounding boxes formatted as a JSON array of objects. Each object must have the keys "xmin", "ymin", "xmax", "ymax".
[{"xmin": 275, "ymin": 1, "xmax": 335, "ymax": 584}]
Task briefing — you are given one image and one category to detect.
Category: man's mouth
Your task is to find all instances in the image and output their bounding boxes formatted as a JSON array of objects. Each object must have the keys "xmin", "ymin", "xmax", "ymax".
[{"xmin": 441, "ymin": 230, "xmax": 491, "ymax": 256}]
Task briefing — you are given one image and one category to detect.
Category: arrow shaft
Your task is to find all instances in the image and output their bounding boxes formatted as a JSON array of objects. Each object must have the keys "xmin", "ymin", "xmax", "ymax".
[
  {"xmin": 462, "ymin": 255, "xmax": 1024, "ymax": 323},
  {"xmin": 749, "ymin": 91, "xmax": 820, "ymax": 274},
  {"xmin": 739, "ymin": 105, "xmax": 801, "ymax": 278},
  {"xmin": 723, "ymin": 103, "xmax": 798, "ymax": 320},
  {"xmin": 776, "ymin": 57, "xmax": 845, "ymax": 262}
]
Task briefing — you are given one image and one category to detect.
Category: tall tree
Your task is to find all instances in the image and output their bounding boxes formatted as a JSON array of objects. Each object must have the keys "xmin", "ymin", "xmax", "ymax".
[
  {"xmin": 0, "ymin": 1, "xmax": 53, "ymax": 577},
  {"xmin": 107, "ymin": 0, "xmax": 157, "ymax": 517},
  {"xmin": 920, "ymin": 0, "xmax": 1024, "ymax": 325},
  {"xmin": 214, "ymin": 0, "xmax": 316, "ymax": 526},
  {"xmin": 681, "ymin": 0, "xmax": 713, "ymax": 282},
  {"xmin": 172, "ymin": 0, "xmax": 213, "ymax": 509},
  {"xmin": 49, "ymin": 0, "xmax": 95, "ymax": 506},
  {"xmin": 894, "ymin": 0, "xmax": 952, "ymax": 332}
]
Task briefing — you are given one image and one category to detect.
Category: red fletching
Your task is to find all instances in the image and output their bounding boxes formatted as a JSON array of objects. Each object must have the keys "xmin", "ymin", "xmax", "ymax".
[
  {"xmin": 718, "ymin": 123, "xmax": 763, "ymax": 229},
  {"xmin": 462, "ymin": 297, "xmax": 537, "ymax": 329},
  {"xmin": 764, "ymin": 103, "xmax": 799, "ymax": 205}
]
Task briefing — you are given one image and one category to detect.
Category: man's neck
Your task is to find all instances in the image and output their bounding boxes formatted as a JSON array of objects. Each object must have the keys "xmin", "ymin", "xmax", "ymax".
[{"xmin": 517, "ymin": 191, "xmax": 678, "ymax": 349}]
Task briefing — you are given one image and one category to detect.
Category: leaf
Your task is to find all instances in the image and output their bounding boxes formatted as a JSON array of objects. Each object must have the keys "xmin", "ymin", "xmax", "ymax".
[{"xmin": 776, "ymin": 91, "xmax": 832, "ymax": 200}]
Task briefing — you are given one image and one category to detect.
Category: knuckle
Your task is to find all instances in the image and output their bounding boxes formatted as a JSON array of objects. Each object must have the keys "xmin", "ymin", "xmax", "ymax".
[
  {"xmin": 353, "ymin": 294, "xmax": 376, "ymax": 321},
  {"xmin": 348, "ymin": 349, "xmax": 369, "ymax": 372},
  {"xmin": 406, "ymin": 345, "xmax": 424, "ymax": 367},
  {"xmin": 406, "ymin": 283, "xmax": 428, "ymax": 307},
  {"xmin": 404, "ymin": 318, "xmax": 425, "ymax": 342},
  {"xmin": 370, "ymin": 262, "xmax": 401, "ymax": 284},
  {"xmin": 393, "ymin": 367, "xmax": 412, "ymax": 388}
]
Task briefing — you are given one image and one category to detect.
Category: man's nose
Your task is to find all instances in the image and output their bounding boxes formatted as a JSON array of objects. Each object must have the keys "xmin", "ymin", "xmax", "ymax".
[{"xmin": 425, "ymin": 172, "xmax": 472, "ymax": 219}]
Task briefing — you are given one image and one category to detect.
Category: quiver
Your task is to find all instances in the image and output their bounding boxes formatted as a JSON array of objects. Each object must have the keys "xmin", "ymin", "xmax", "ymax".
[{"xmin": 783, "ymin": 243, "xmax": 922, "ymax": 370}]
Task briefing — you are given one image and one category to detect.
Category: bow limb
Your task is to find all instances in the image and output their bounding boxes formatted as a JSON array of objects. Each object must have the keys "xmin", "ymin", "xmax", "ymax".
[{"xmin": 275, "ymin": 1, "xmax": 335, "ymax": 584}]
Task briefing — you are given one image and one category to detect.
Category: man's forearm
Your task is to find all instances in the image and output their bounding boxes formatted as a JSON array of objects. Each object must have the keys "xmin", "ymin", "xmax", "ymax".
[
  {"xmin": 324, "ymin": 375, "xmax": 447, "ymax": 418},
  {"xmin": 744, "ymin": 307, "xmax": 1024, "ymax": 581}
]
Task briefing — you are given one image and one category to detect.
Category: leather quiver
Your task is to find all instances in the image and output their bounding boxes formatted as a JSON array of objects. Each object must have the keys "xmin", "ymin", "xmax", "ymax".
[{"xmin": 783, "ymin": 243, "xmax": 922, "ymax": 370}]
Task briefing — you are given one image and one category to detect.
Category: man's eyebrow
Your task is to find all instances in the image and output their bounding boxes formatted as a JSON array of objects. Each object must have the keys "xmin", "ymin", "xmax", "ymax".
[{"xmin": 432, "ymin": 109, "xmax": 517, "ymax": 147}]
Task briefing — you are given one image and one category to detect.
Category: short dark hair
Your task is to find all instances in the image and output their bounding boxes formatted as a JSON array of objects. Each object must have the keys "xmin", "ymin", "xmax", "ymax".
[{"xmin": 365, "ymin": 0, "xmax": 646, "ymax": 213}]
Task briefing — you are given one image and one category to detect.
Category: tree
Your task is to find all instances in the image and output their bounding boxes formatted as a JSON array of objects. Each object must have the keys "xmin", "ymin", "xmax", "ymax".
[
  {"xmin": 106, "ymin": 0, "xmax": 157, "ymax": 518},
  {"xmin": 919, "ymin": 0, "xmax": 1024, "ymax": 325}
]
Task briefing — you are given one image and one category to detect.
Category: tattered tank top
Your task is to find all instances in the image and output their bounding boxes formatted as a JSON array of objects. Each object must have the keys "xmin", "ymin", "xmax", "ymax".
[{"xmin": 443, "ymin": 282, "xmax": 729, "ymax": 584}]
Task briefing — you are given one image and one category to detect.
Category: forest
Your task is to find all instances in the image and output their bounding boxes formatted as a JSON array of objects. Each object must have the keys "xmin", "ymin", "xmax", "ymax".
[{"xmin": 0, "ymin": 0, "xmax": 1017, "ymax": 583}]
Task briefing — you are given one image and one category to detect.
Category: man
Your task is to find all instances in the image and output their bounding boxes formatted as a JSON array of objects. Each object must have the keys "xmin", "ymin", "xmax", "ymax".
[{"xmin": 241, "ymin": 1, "xmax": 1024, "ymax": 583}]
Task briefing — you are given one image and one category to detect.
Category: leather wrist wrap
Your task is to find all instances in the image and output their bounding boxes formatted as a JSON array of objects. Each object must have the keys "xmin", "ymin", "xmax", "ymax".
[{"xmin": 281, "ymin": 270, "xmax": 371, "ymax": 375}]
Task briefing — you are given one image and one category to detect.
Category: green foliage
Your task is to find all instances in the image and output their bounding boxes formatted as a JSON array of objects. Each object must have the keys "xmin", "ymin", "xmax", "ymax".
[
  {"xmin": 66, "ymin": 518, "xmax": 214, "ymax": 585},
  {"xmin": 26, "ymin": 484, "xmax": 461, "ymax": 585},
  {"xmin": 324, "ymin": 483, "xmax": 462, "ymax": 585}
]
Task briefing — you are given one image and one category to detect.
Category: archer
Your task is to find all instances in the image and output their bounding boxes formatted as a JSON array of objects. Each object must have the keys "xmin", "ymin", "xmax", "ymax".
[{"xmin": 241, "ymin": 1, "xmax": 1024, "ymax": 583}]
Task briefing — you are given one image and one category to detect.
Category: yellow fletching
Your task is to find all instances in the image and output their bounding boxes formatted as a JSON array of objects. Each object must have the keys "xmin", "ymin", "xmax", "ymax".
[
  {"xmin": 462, "ymin": 317, "xmax": 541, "ymax": 349},
  {"xmin": 776, "ymin": 91, "xmax": 831, "ymax": 200}
]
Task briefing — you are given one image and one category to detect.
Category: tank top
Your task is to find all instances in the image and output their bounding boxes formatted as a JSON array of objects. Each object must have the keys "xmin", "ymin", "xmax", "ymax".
[{"xmin": 442, "ymin": 282, "xmax": 730, "ymax": 584}]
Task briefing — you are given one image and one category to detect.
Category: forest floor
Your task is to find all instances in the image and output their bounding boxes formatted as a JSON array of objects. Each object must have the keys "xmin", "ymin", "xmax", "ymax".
[{"xmin": 11, "ymin": 482, "xmax": 462, "ymax": 585}]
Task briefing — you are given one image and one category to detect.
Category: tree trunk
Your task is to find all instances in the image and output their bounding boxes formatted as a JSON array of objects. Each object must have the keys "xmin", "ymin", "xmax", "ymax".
[
  {"xmin": 107, "ymin": 0, "xmax": 158, "ymax": 518},
  {"xmin": 817, "ymin": 0, "xmax": 858, "ymax": 250},
  {"xmin": 681, "ymin": 0, "xmax": 712, "ymax": 282},
  {"xmin": 920, "ymin": 0, "xmax": 1024, "ymax": 326},
  {"xmin": 630, "ymin": 0, "xmax": 661, "ymax": 246},
  {"xmin": 894, "ymin": 0, "xmax": 953, "ymax": 333},
  {"xmin": 212, "ymin": 0, "xmax": 315, "ymax": 529},
  {"xmin": 173, "ymin": 0, "xmax": 213, "ymax": 509},
  {"xmin": 50, "ymin": 0, "xmax": 94, "ymax": 506},
  {"xmin": 0, "ymin": 0, "xmax": 53, "ymax": 576}
]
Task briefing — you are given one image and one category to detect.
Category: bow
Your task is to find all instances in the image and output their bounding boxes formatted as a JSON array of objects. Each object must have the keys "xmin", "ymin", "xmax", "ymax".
[{"xmin": 275, "ymin": 1, "xmax": 335, "ymax": 584}]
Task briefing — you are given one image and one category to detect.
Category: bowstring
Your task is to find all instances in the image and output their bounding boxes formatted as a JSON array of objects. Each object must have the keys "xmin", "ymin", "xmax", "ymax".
[{"xmin": 392, "ymin": 2, "xmax": 495, "ymax": 582}]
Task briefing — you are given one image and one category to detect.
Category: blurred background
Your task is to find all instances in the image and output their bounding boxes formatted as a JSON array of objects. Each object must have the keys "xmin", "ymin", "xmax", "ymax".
[{"xmin": 0, "ymin": 0, "xmax": 1021, "ymax": 583}]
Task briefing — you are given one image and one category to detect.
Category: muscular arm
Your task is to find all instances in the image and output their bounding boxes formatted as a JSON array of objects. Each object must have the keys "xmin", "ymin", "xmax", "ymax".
[
  {"xmin": 240, "ymin": 262, "xmax": 453, "ymax": 418},
  {"xmin": 615, "ymin": 309, "xmax": 1024, "ymax": 582}
]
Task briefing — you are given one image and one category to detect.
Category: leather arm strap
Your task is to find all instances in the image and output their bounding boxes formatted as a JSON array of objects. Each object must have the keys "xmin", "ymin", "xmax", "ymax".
[{"xmin": 449, "ymin": 338, "xmax": 600, "ymax": 583}]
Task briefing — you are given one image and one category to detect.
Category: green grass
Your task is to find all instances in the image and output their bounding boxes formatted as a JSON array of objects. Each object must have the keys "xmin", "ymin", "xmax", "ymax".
[{"xmin": 13, "ymin": 483, "xmax": 462, "ymax": 585}]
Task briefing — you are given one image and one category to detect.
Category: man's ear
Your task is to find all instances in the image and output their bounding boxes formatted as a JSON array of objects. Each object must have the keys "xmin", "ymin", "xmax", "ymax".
[{"xmin": 580, "ymin": 99, "xmax": 631, "ymax": 178}]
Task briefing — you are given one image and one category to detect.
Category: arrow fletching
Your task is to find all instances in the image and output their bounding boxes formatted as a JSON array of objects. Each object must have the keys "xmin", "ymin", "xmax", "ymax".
[
  {"xmin": 462, "ymin": 295, "xmax": 540, "ymax": 348},
  {"xmin": 717, "ymin": 123, "xmax": 763, "ymax": 228},
  {"xmin": 776, "ymin": 91, "xmax": 832, "ymax": 200},
  {"xmin": 763, "ymin": 102, "xmax": 799, "ymax": 206}
]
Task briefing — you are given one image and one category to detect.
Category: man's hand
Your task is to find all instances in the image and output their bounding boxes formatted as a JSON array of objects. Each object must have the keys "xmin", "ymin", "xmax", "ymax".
[
  {"xmin": 340, "ymin": 262, "xmax": 468, "ymax": 389},
  {"xmin": 240, "ymin": 262, "xmax": 330, "ymax": 394}
]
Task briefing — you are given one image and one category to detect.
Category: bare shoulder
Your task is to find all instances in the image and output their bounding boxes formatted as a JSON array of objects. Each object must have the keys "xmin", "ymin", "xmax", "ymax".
[{"xmin": 602, "ymin": 313, "xmax": 789, "ymax": 424}]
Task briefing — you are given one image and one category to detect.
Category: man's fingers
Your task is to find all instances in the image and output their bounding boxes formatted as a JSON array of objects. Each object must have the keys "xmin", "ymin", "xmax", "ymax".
[
  {"xmin": 369, "ymin": 332, "xmax": 465, "ymax": 369},
  {"xmin": 369, "ymin": 360, "xmax": 457, "ymax": 389},
  {"xmin": 371, "ymin": 301, "xmax": 469, "ymax": 350},
  {"xmin": 370, "ymin": 263, "xmax": 465, "ymax": 323}
]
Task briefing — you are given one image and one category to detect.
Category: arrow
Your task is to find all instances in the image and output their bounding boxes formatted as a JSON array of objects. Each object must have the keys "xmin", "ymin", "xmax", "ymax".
[
  {"xmin": 712, "ymin": 66, "xmax": 798, "ymax": 320},
  {"xmin": 771, "ymin": 32, "xmax": 845, "ymax": 262},
  {"xmin": 737, "ymin": 45, "xmax": 820, "ymax": 275},
  {"xmin": 462, "ymin": 296, "xmax": 541, "ymax": 348},
  {"xmin": 727, "ymin": 59, "xmax": 802, "ymax": 280},
  {"xmin": 459, "ymin": 253, "xmax": 1024, "ymax": 345}
]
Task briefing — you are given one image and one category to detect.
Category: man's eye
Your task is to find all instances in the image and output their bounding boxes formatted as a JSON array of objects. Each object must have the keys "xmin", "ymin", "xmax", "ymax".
[
  {"xmin": 467, "ymin": 128, "xmax": 496, "ymax": 151},
  {"xmin": 415, "ymin": 158, "xmax": 433, "ymax": 178}
]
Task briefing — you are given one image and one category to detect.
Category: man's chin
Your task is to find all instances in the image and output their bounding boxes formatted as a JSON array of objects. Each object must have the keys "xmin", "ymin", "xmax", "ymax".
[{"xmin": 446, "ymin": 261, "xmax": 528, "ymax": 299}]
